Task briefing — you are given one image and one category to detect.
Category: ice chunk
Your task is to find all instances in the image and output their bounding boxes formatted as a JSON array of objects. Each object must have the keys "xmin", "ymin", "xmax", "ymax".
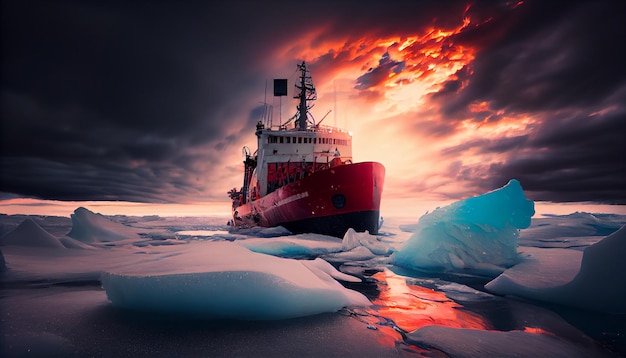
[
  {"xmin": 486, "ymin": 225, "xmax": 626, "ymax": 313},
  {"xmin": 101, "ymin": 241, "xmax": 370, "ymax": 320},
  {"xmin": 342, "ymin": 228, "xmax": 393, "ymax": 255},
  {"xmin": 0, "ymin": 218, "xmax": 65, "ymax": 248},
  {"xmin": 302, "ymin": 257, "xmax": 362, "ymax": 283},
  {"xmin": 67, "ymin": 207, "xmax": 140, "ymax": 243},
  {"xmin": 393, "ymin": 179, "xmax": 535, "ymax": 274},
  {"xmin": 323, "ymin": 246, "xmax": 376, "ymax": 262},
  {"xmin": 236, "ymin": 234, "xmax": 342, "ymax": 257}
]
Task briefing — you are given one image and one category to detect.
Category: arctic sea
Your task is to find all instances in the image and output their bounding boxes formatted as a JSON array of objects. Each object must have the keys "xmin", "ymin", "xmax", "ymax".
[{"xmin": 1, "ymin": 182, "xmax": 626, "ymax": 357}]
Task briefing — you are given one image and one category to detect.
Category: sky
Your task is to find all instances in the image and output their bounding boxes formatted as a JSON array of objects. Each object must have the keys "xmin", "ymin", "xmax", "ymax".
[{"xmin": 1, "ymin": 0, "xmax": 625, "ymax": 217}]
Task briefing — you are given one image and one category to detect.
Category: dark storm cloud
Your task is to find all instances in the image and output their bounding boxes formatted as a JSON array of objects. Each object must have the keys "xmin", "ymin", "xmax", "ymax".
[
  {"xmin": 494, "ymin": 107, "xmax": 626, "ymax": 204},
  {"xmin": 0, "ymin": 1, "xmax": 278, "ymax": 202},
  {"xmin": 427, "ymin": 0, "xmax": 626, "ymax": 203},
  {"xmin": 437, "ymin": 0, "xmax": 626, "ymax": 116},
  {"xmin": 442, "ymin": 102, "xmax": 626, "ymax": 203},
  {"xmin": 0, "ymin": 0, "xmax": 477, "ymax": 203}
]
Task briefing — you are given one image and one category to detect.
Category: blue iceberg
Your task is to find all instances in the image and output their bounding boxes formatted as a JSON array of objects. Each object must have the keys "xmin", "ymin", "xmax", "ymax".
[{"xmin": 392, "ymin": 179, "xmax": 535, "ymax": 275}]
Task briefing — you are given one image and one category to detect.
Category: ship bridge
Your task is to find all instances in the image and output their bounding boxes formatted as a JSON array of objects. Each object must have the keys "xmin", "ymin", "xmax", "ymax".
[{"xmin": 254, "ymin": 124, "xmax": 353, "ymax": 197}]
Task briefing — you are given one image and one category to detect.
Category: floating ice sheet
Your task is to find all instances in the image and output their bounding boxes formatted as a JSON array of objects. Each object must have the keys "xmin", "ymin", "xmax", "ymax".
[
  {"xmin": 101, "ymin": 242, "xmax": 370, "ymax": 320},
  {"xmin": 486, "ymin": 225, "xmax": 626, "ymax": 313}
]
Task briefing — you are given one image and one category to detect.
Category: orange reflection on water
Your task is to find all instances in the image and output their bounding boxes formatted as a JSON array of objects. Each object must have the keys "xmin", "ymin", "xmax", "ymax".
[
  {"xmin": 523, "ymin": 326, "xmax": 553, "ymax": 335},
  {"xmin": 366, "ymin": 270, "xmax": 489, "ymax": 347}
]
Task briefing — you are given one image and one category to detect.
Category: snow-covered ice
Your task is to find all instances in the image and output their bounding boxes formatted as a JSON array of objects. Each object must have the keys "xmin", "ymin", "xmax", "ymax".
[
  {"xmin": 101, "ymin": 243, "xmax": 369, "ymax": 320},
  {"xmin": 486, "ymin": 225, "xmax": 626, "ymax": 313}
]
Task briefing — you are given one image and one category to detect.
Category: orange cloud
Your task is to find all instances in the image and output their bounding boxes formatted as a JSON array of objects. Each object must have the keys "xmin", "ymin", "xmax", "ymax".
[{"xmin": 256, "ymin": 1, "xmax": 537, "ymax": 204}]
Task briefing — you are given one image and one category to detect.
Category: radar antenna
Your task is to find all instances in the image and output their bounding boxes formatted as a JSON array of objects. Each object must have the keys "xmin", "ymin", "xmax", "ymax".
[{"xmin": 284, "ymin": 61, "xmax": 317, "ymax": 130}]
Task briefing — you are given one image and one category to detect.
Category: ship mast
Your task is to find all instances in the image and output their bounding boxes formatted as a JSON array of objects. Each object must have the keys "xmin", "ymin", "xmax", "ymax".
[{"xmin": 293, "ymin": 61, "xmax": 317, "ymax": 130}]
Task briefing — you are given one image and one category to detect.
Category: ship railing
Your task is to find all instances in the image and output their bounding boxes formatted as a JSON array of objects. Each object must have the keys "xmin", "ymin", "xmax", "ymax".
[
  {"xmin": 268, "ymin": 123, "xmax": 350, "ymax": 134},
  {"xmin": 314, "ymin": 124, "xmax": 350, "ymax": 134}
]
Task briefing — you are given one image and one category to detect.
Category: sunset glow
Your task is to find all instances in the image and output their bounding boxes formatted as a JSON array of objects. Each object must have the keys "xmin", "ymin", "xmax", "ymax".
[
  {"xmin": 267, "ymin": 12, "xmax": 488, "ymax": 205},
  {"xmin": 0, "ymin": 198, "xmax": 231, "ymax": 217}
]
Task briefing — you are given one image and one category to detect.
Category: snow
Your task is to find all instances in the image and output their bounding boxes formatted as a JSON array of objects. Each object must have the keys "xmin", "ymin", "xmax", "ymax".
[
  {"xmin": 58, "ymin": 235, "xmax": 97, "ymax": 249},
  {"xmin": 393, "ymin": 179, "xmax": 535, "ymax": 274}
]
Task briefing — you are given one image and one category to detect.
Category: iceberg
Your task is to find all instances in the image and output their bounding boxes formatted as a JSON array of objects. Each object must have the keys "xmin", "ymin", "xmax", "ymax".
[
  {"xmin": 0, "ymin": 218, "xmax": 66, "ymax": 248},
  {"xmin": 392, "ymin": 179, "xmax": 535, "ymax": 275},
  {"xmin": 67, "ymin": 207, "xmax": 141, "ymax": 243},
  {"xmin": 101, "ymin": 242, "xmax": 370, "ymax": 320}
]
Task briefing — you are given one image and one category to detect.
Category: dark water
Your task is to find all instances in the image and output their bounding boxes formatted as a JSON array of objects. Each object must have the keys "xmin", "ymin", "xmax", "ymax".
[{"xmin": 1, "ymin": 285, "xmax": 415, "ymax": 357}]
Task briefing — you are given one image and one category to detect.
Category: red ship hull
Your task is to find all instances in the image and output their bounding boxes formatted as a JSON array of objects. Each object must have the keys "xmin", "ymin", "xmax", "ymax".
[{"xmin": 233, "ymin": 162, "xmax": 385, "ymax": 238}]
